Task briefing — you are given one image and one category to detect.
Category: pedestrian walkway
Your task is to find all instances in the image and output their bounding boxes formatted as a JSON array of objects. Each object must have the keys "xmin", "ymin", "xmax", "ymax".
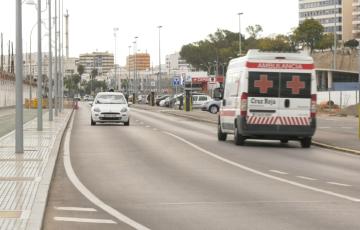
[{"xmin": 0, "ymin": 110, "xmax": 72, "ymax": 230}]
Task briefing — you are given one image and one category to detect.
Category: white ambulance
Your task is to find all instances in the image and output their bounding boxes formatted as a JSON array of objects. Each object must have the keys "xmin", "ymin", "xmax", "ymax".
[{"xmin": 217, "ymin": 50, "xmax": 317, "ymax": 148}]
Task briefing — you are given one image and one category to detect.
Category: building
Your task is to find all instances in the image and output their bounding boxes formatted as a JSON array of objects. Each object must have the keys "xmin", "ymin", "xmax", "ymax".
[
  {"xmin": 353, "ymin": 0, "xmax": 360, "ymax": 38},
  {"xmin": 126, "ymin": 53, "xmax": 150, "ymax": 71},
  {"xmin": 166, "ymin": 52, "xmax": 191, "ymax": 72},
  {"xmin": 79, "ymin": 52, "xmax": 114, "ymax": 75},
  {"xmin": 299, "ymin": 0, "xmax": 353, "ymax": 41}
]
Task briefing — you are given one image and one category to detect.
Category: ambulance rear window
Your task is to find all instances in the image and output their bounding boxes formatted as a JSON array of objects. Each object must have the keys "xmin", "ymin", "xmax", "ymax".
[
  {"xmin": 248, "ymin": 72, "xmax": 279, "ymax": 97},
  {"xmin": 280, "ymin": 73, "xmax": 311, "ymax": 98}
]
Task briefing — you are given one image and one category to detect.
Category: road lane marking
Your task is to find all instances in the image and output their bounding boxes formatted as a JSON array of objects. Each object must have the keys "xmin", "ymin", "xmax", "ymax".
[
  {"xmin": 54, "ymin": 217, "xmax": 116, "ymax": 224},
  {"xmin": 163, "ymin": 131, "xmax": 360, "ymax": 202},
  {"xmin": 327, "ymin": 182, "xmax": 352, "ymax": 187},
  {"xmin": 319, "ymin": 127, "xmax": 330, "ymax": 129},
  {"xmin": 55, "ymin": 207, "xmax": 97, "ymax": 212},
  {"xmin": 146, "ymin": 125, "xmax": 151, "ymax": 128},
  {"xmin": 296, "ymin": 176, "xmax": 317, "ymax": 181},
  {"xmin": 63, "ymin": 112, "xmax": 151, "ymax": 230},
  {"xmin": 341, "ymin": 127, "xmax": 353, "ymax": 129},
  {"xmin": 269, "ymin": 170, "xmax": 288, "ymax": 175},
  {"xmin": 153, "ymin": 128, "xmax": 158, "ymax": 131}
]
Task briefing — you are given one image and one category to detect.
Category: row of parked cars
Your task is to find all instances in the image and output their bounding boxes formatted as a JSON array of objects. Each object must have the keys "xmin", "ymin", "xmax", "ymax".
[{"xmin": 155, "ymin": 93, "xmax": 221, "ymax": 114}]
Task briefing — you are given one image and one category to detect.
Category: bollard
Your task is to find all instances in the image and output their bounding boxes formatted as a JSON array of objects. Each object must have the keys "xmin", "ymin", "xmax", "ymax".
[
  {"xmin": 358, "ymin": 104, "xmax": 360, "ymax": 140},
  {"xmin": 151, "ymin": 92, "xmax": 155, "ymax": 106}
]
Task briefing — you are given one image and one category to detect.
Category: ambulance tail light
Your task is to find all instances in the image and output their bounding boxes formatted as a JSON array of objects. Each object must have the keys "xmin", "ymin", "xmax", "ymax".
[
  {"xmin": 311, "ymin": 94, "xmax": 317, "ymax": 118},
  {"xmin": 240, "ymin": 93, "xmax": 248, "ymax": 116}
]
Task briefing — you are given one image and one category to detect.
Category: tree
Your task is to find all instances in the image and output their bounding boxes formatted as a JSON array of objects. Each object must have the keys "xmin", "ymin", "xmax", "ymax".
[
  {"xmin": 258, "ymin": 35, "xmax": 295, "ymax": 52},
  {"xmin": 77, "ymin": 64, "xmax": 85, "ymax": 76},
  {"xmin": 246, "ymin": 25, "xmax": 263, "ymax": 39},
  {"xmin": 293, "ymin": 19, "xmax": 324, "ymax": 53},
  {"xmin": 90, "ymin": 68, "xmax": 98, "ymax": 80},
  {"xmin": 180, "ymin": 29, "xmax": 239, "ymax": 73},
  {"xmin": 316, "ymin": 33, "xmax": 334, "ymax": 52},
  {"xmin": 344, "ymin": 39, "xmax": 359, "ymax": 50}
]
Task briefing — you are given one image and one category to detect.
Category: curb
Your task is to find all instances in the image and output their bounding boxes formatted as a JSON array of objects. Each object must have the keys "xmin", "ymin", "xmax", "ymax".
[
  {"xmin": 26, "ymin": 109, "xmax": 74, "ymax": 230},
  {"xmin": 312, "ymin": 141, "xmax": 360, "ymax": 156},
  {"xmin": 135, "ymin": 106, "xmax": 360, "ymax": 156}
]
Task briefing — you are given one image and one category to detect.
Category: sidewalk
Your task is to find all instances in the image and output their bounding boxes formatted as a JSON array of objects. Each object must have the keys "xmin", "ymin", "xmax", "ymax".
[
  {"xmin": 132, "ymin": 104, "xmax": 360, "ymax": 154},
  {"xmin": 0, "ymin": 110, "xmax": 72, "ymax": 230}
]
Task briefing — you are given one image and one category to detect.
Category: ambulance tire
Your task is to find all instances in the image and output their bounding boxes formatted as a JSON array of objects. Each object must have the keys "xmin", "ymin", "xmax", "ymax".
[
  {"xmin": 234, "ymin": 126, "xmax": 245, "ymax": 146},
  {"xmin": 300, "ymin": 137, "xmax": 312, "ymax": 148},
  {"xmin": 217, "ymin": 122, "xmax": 227, "ymax": 141}
]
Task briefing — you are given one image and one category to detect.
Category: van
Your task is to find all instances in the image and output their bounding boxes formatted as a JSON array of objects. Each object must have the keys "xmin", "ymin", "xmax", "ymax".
[{"xmin": 217, "ymin": 50, "xmax": 317, "ymax": 148}]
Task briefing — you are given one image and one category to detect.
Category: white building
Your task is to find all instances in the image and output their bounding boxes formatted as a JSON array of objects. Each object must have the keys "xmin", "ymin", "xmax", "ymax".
[
  {"xmin": 299, "ymin": 0, "xmax": 353, "ymax": 41},
  {"xmin": 353, "ymin": 0, "xmax": 360, "ymax": 38}
]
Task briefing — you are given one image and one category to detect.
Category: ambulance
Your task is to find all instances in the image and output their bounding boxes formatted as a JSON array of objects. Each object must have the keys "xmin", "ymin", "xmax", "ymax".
[{"xmin": 217, "ymin": 50, "xmax": 317, "ymax": 148}]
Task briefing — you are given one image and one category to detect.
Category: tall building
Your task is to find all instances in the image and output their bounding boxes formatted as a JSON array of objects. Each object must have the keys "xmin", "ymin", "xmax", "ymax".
[
  {"xmin": 79, "ymin": 52, "xmax": 114, "ymax": 75},
  {"xmin": 353, "ymin": 0, "xmax": 360, "ymax": 38},
  {"xmin": 299, "ymin": 0, "xmax": 353, "ymax": 41},
  {"xmin": 126, "ymin": 53, "xmax": 150, "ymax": 71},
  {"xmin": 166, "ymin": 52, "xmax": 191, "ymax": 72}
]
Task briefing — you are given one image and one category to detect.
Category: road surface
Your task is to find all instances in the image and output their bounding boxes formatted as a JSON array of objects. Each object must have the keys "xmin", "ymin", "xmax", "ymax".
[{"xmin": 43, "ymin": 103, "xmax": 360, "ymax": 230}]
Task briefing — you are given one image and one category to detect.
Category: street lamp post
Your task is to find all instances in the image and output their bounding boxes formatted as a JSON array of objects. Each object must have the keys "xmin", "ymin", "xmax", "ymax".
[
  {"xmin": 15, "ymin": 0, "xmax": 24, "ymax": 153},
  {"xmin": 133, "ymin": 36, "xmax": 138, "ymax": 97},
  {"xmin": 333, "ymin": 2, "xmax": 337, "ymax": 70},
  {"xmin": 48, "ymin": 0, "xmax": 53, "ymax": 121},
  {"xmin": 54, "ymin": 0, "xmax": 58, "ymax": 116},
  {"xmin": 113, "ymin": 28, "xmax": 119, "ymax": 90},
  {"xmin": 158, "ymin": 25, "xmax": 162, "ymax": 94},
  {"xmin": 238, "ymin": 12, "xmax": 243, "ymax": 56},
  {"xmin": 36, "ymin": 0, "xmax": 43, "ymax": 131},
  {"xmin": 128, "ymin": 45, "xmax": 131, "ymax": 94}
]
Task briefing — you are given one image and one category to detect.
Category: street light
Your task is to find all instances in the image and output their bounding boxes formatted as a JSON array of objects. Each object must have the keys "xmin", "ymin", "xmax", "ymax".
[
  {"xmin": 15, "ymin": 0, "xmax": 24, "ymax": 153},
  {"xmin": 238, "ymin": 12, "xmax": 244, "ymax": 56},
  {"xmin": 133, "ymin": 36, "xmax": 138, "ymax": 97},
  {"xmin": 158, "ymin": 25, "xmax": 162, "ymax": 94},
  {"xmin": 128, "ymin": 45, "xmax": 131, "ymax": 94},
  {"xmin": 113, "ymin": 27, "xmax": 119, "ymax": 90}
]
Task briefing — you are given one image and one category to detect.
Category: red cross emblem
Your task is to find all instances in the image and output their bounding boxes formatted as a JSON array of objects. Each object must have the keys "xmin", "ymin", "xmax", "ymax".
[
  {"xmin": 254, "ymin": 75, "xmax": 273, "ymax": 94},
  {"xmin": 287, "ymin": 76, "xmax": 305, "ymax": 95}
]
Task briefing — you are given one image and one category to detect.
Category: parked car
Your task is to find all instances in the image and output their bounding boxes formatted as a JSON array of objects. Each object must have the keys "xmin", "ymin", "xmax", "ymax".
[
  {"xmin": 201, "ymin": 99, "xmax": 221, "ymax": 114},
  {"xmin": 175, "ymin": 94, "xmax": 211, "ymax": 109},
  {"xmin": 90, "ymin": 92, "xmax": 130, "ymax": 126},
  {"xmin": 156, "ymin": 95, "xmax": 169, "ymax": 106}
]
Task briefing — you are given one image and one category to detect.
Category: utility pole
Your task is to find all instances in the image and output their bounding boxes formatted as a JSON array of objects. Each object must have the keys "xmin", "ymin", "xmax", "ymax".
[
  {"xmin": 37, "ymin": 0, "xmax": 43, "ymax": 131},
  {"xmin": 48, "ymin": 0, "xmax": 53, "ymax": 121},
  {"xmin": 1, "ymin": 33, "xmax": 3, "ymax": 72},
  {"xmin": 158, "ymin": 26, "xmax": 162, "ymax": 94},
  {"xmin": 238, "ymin": 12, "xmax": 244, "ymax": 56},
  {"xmin": 54, "ymin": 0, "xmax": 58, "ymax": 116},
  {"xmin": 15, "ymin": 0, "xmax": 24, "ymax": 153}
]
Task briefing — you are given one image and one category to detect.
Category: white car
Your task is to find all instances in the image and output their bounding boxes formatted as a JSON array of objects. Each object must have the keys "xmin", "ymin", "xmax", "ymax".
[{"xmin": 90, "ymin": 92, "xmax": 130, "ymax": 126}]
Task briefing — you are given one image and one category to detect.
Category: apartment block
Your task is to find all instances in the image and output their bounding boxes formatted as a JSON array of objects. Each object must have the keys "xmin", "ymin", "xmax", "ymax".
[
  {"xmin": 79, "ymin": 52, "xmax": 114, "ymax": 75},
  {"xmin": 299, "ymin": 0, "xmax": 353, "ymax": 41},
  {"xmin": 126, "ymin": 53, "xmax": 150, "ymax": 71}
]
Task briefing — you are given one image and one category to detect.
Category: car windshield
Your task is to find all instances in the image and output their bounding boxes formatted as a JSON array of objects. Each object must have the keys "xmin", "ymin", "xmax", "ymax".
[{"xmin": 96, "ymin": 94, "xmax": 126, "ymax": 104}]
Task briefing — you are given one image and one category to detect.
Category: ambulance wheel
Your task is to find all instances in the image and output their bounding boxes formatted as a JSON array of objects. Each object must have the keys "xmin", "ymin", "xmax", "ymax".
[
  {"xmin": 217, "ymin": 123, "xmax": 227, "ymax": 141},
  {"xmin": 234, "ymin": 126, "xmax": 245, "ymax": 146},
  {"xmin": 300, "ymin": 137, "xmax": 312, "ymax": 148}
]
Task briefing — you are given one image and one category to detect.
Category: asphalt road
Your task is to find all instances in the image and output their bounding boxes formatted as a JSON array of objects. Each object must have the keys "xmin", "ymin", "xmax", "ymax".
[{"xmin": 43, "ymin": 103, "xmax": 360, "ymax": 230}]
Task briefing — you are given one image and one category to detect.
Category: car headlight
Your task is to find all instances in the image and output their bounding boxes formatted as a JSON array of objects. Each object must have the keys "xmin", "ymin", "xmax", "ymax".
[
  {"xmin": 93, "ymin": 107, "xmax": 101, "ymax": 112},
  {"xmin": 121, "ymin": 107, "xmax": 128, "ymax": 112}
]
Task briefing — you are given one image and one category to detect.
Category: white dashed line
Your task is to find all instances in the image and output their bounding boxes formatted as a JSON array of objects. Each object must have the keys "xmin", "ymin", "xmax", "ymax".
[
  {"xmin": 55, "ymin": 207, "xmax": 97, "ymax": 212},
  {"xmin": 341, "ymin": 127, "xmax": 353, "ymax": 129},
  {"xmin": 146, "ymin": 125, "xmax": 151, "ymax": 128},
  {"xmin": 319, "ymin": 127, "xmax": 330, "ymax": 129},
  {"xmin": 327, "ymin": 182, "xmax": 352, "ymax": 187},
  {"xmin": 164, "ymin": 131, "xmax": 360, "ymax": 202},
  {"xmin": 153, "ymin": 128, "xmax": 158, "ymax": 131},
  {"xmin": 54, "ymin": 217, "xmax": 116, "ymax": 224},
  {"xmin": 296, "ymin": 176, "xmax": 317, "ymax": 181},
  {"xmin": 269, "ymin": 170, "xmax": 288, "ymax": 175}
]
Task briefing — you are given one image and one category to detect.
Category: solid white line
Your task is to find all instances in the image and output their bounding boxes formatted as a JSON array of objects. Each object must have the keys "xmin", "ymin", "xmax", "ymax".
[
  {"xmin": 341, "ymin": 127, "xmax": 353, "ymax": 129},
  {"xmin": 296, "ymin": 176, "xmax": 317, "ymax": 181},
  {"xmin": 163, "ymin": 131, "xmax": 360, "ymax": 203},
  {"xmin": 269, "ymin": 170, "xmax": 288, "ymax": 175},
  {"xmin": 319, "ymin": 127, "xmax": 330, "ymax": 129},
  {"xmin": 327, "ymin": 182, "xmax": 352, "ymax": 187},
  {"xmin": 63, "ymin": 113, "xmax": 151, "ymax": 230},
  {"xmin": 55, "ymin": 207, "xmax": 97, "ymax": 212},
  {"xmin": 54, "ymin": 217, "xmax": 116, "ymax": 224}
]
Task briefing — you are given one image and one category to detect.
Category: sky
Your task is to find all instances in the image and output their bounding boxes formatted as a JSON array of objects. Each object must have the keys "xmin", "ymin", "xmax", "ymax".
[{"xmin": 0, "ymin": 0, "xmax": 299, "ymax": 66}]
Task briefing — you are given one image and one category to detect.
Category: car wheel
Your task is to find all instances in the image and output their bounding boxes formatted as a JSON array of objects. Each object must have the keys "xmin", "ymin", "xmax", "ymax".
[
  {"xmin": 124, "ymin": 120, "xmax": 130, "ymax": 126},
  {"xmin": 300, "ymin": 137, "xmax": 312, "ymax": 148},
  {"xmin": 280, "ymin": 139, "xmax": 289, "ymax": 144},
  {"xmin": 217, "ymin": 122, "xmax": 227, "ymax": 141},
  {"xmin": 209, "ymin": 105, "xmax": 219, "ymax": 114},
  {"xmin": 91, "ymin": 118, "xmax": 96, "ymax": 126},
  {"xmin": 234, "ymin": 125, "xmax": 245, "ymax": 146}
]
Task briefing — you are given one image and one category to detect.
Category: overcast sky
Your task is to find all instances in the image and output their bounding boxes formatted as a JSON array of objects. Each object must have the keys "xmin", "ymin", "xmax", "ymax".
[{"xmin": 1, "ymin": 0, "xmax": 299, "ymax": 66}]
